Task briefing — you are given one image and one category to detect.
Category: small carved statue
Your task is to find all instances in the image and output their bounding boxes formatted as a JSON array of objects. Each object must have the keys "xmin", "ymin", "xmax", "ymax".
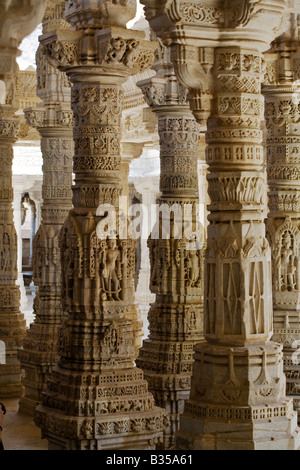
[
  {"xmin": 151, "ymin": 243, "xmax": 160, "ymax": 288},
  {"xmin": 280, "ymin": 232, "xmax": 297, "ymax": 291},
  {"xmin": 101, "ymin": 239, "xmax": 122, "ymax": 301},
  {"xmin": 0, "ymin": 233, "xmax": 11, "ymax": 272},
  {"xmin": 186, "ymin": 248, "xmax": 200, "ymax": 288}
]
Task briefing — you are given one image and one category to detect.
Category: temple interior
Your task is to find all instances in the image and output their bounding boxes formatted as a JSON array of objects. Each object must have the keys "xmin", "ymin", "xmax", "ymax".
[{"xmin": 0, "ymin": 0, "xmax": 300, "ymax": 451}]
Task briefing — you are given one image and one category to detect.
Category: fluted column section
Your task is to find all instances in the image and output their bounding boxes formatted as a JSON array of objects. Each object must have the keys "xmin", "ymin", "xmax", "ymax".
[
  {"xmin": 17, "ymin": 1, "xmax": 74, "ymax": 416},
  {"xmin": 0, "ymin": 107, "xmax": 26, "ymax": 397},
  {"xmin": 263, "ymin": 11, "xmax": 300, "ymax": 424},
  {"xmin": 142, "ymin": 0, "xmax": 300, "ymax": 450},
  {"xmin": 136, "ymin": 45, "xmax": 204, "ymax": 449},
  {"xmin": 34, "ymin": 0, "xmax": 167, "ymax": 450}
]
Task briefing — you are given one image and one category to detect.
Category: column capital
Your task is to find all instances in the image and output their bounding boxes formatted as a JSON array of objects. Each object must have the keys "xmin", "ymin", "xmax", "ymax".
[
  {"xmin": 40, "ymin": 26, "xmax": 158, "ymax": 83},
  {"xmin": 24, "ymin": 105, "xmax": 74, "ymax": 131},
  {"xmin": 137, "ymin": 40, "xmax": 190, "ymax": 110},
  {"xmin": 142, "ymin": 0, "xmax": 290, "ymax": 127},
  {"xmin": 0, "ymin": 106, "xmax": 20, "ymax": 142},
  {"xmin": 143, "ymin": 0, "xmax": 290, "ymax": 50},
  {"xmin": 263, "ymin": 9, "xmax": 300, "ymax": 86}
]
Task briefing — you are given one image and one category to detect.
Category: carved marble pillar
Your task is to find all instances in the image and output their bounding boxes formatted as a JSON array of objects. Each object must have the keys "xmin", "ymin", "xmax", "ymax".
[
  {"xmin": 18, "ymin": 128, "xmax": 73, "ymax": 415},
  {"xmin": 136, "ymin": 43, "xmax": 204, "ymax": 449},
  {"xmin": 0, "ymin": 106, "xmax": 26, "ymax": 397},
  {"xmin": 142, "ymin": 0, "xmax": 300, "ymax": 450},
  {"xmin": 34, "ymin": 0, "xmax": 167, "ymax": 450},
  {"xmin": 263, "ymin": 11, "xmax": 300, "ymax": 423},
  {"xmin": 18, "ymin": 65, "xmax": 73, "ymax": 419}
]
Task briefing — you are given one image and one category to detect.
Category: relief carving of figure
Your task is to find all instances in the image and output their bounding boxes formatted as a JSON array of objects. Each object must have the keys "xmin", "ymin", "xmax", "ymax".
[
  {"xmin": 150, "ymin": 240, "xmax": 170, "ymax": 290},
  {"xmin": 0, "ymin": 233, "xmax": 11, "ymax": 272},
  {"xmin": 186, "ymin": 248, "xmax": 201, "ymax": 288},
  {"xmin": 280, "ymin": 231, "xmax": 297, "ymax": 292},
  {"xmin": 101, "ymin": 239, "xmax": 122, "ymax": 301},
  {"xmin": 150, "ymin": 242, "xmax": 162, "ymax": 288}
]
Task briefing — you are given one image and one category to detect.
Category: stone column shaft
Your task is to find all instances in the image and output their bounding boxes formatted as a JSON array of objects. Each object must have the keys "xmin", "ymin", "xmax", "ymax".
[
  {"xmin": 18, "ymin": 126, "xmax": 74, "ymax": 415},
  {"xmin": 18, "ymin": 1, "xmax": 75, "ymax": 415},
  {"xmin": 136, "ymin": 50, "xmax": 204, "ymax": 448},
  {"xmin": 0, "ymin": 0, "xmax": 48, "ymax": 399},
  {"xmin": 0, "ymin": 107, "xmax": 26, "ymax": 398}
]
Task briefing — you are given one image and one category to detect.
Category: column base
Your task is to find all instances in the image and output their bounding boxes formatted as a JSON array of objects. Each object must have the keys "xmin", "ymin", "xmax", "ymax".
[
  {"xmin": 18, "ymin": 395, "xmax": 40, "ymax": 416},
  {"xmin": 176, "ymin": 340, "xmax": 300, "ymax": 450},
  {"xmin": 34, "ymin": 366, "xmax": 168, "ymax": 450},
  {"xmin": 152, "ymin": 390, "xmax": 188, "ymax": 450},
  {"xmin": 18, "ymin": 321, "xmax": 61, "ymax": 416},
  {"xmin": 176, "ymin": 399, "xmax": 300, "ymax": 450},
  {"xmin": 136, "ymin": 300, "xmax": 203, "ymax": 449},
  {"xmin": 293, "ymin": 396, "xmax": 300, "ymax": 426},
  {"xmin": 38, "ymin": 408, "xmax": 166, "ymax": 450},
  {"xmin": 279, "ymin": 344, "xmax": 300, "ymax": 427},
  {"xmin": 17, "ymin": 362, "xmax": 48, "ymax": 415},
  {"xmin": 0, "ymin": 363, "xmax": 25, "ymax": 399},
  {"xmin": 0, "ymin": 379, "xmax": 23, "ymax": 398}
]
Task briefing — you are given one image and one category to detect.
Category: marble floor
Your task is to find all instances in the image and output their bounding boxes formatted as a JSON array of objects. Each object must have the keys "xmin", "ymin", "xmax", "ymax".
[{"xmin": 1, "ymin": 398, "xmax": 47, "ymax": 451}]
